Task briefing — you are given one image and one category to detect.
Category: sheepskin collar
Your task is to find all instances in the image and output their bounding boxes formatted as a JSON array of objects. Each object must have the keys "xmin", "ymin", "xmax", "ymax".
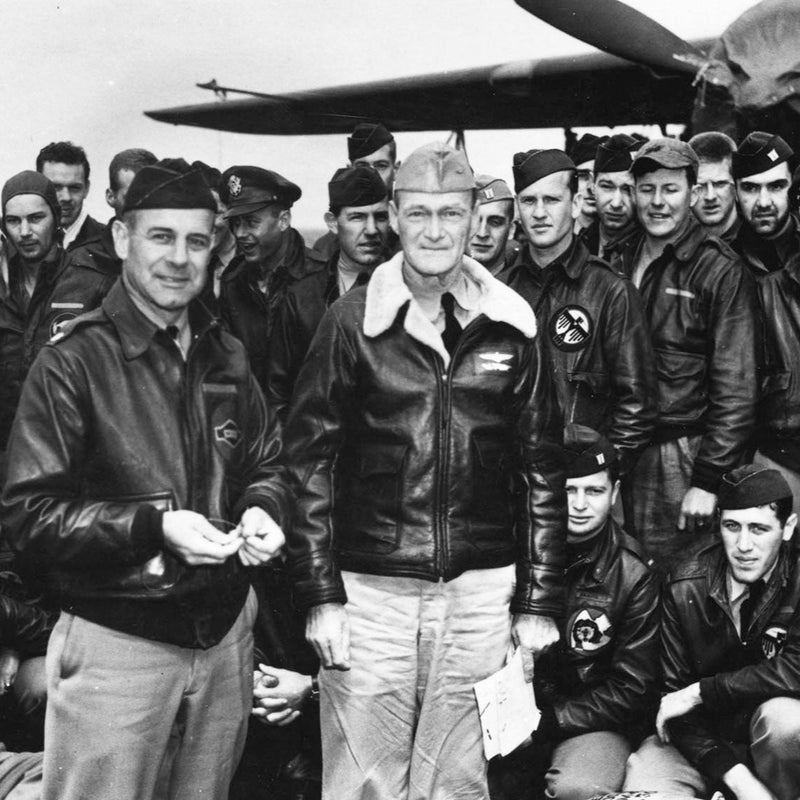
[{"xmin": 363, "ymin": 252, "xmax": 537, "ymax": 367}]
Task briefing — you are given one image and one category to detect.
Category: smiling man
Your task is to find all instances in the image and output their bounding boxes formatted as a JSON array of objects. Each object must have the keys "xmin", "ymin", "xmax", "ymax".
[
  {"xmin": 218, "ymin": 165, "xmax": 323, "ymax": 393},
  {"xmin": 285, "ymin": 141, "xmax": 565, "ymax": 799},
  {"xmin": 732, "ymin": 131, "xmax": 800, "ymax": 277},
  {"xmin": 267, "ymin": 165, "xmax": 390, "ymax": 421},
  {"xmin": 618, "ymin": 138, "xmax": 759, "ymax": 574},
  {"xmin": 1, "ymin": 163, "xmax": 291, "ymax": 800},
  {"xmin": 651, "ymin": 465, "xmax": 800, "ymax": 800}
]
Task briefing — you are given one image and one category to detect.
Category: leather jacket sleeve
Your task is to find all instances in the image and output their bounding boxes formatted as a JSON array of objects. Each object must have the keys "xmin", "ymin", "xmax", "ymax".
[
  {"xmin": 661, "ymin": 582, "xmax": 744, "ymax": 782},
  {"xmin": 0, "ymin": 594, "xmax": 52, "ymax": 657},
  {"xmin": 552, "ymin": 568, "xmax": 660, "ymax": 736},
  {"xmin": 511, "ymin": 332, "xmax": 567, "ymax": 618},
  {"xmin": 285, "ymin": 307, "xmax": 354, "ymax": 610},
  {"xmin": 601, "ymin": 279, "xmax": 657, "ymax": 475},
  {"xmin": 2, "ymin": 346, "xmax": 165, "ymax": 570},
  {"xmin": 690, "ymin": 262, "xmax": 759, "ymax": 493}
]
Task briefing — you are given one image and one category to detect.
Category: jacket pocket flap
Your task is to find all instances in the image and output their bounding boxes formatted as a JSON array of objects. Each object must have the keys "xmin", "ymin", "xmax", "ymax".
[
  {"xmin": 567, "ymin": 370, "xmax": 610, "ymax": 392},
  {"xmin": 472, "ymin": 436, "xmax": 506, "ymax": 469},
  {"xmin": 356, "ymin": 444, "xmax": 408, "ymax": 476}
]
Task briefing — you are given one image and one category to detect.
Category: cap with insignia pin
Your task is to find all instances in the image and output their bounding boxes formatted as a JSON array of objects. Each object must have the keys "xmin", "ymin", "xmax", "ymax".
[
  {"xmin": 474, "ymin": 174, "xmax": 513, "ymax": 205},
  {"xmin": 563, "ymin": 424, "xmax": 618, "ymax": 479},
  {"xmin": 394, "ymin": 142, "xmax": 474, "ymax": 194},
  {"xmin": 220, "ymin": 166, "xmax": 302, "ymax": 219},
  {"xmin": 732, "ymin": 132, "xmax": 794, "ymax": 180}
]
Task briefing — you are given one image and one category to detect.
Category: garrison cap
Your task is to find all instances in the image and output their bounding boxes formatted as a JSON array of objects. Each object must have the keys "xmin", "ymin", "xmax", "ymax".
[
  {"xmin": 221, "ymin": 166, "xmax": 302, "ymax": 219},
  {"xmin": 394, "ymin": 142, "xmax": 474, "ymax": 194},
  {"xmin": 348, "ymin": 123, "xmax": 395, "ymax": 162},
  {"xmin": 475, "ymin": 174, "xmax": 514, "ymax": 205},
  {"xmin": 328, "ymin": 166, "xmax": 387, "ymax": 210},
  {"xmin": 513, "ymin": 149, "xmax": 575, "ymax": 194},
  {"xmin": 2, "ymin": 171, "xmax": 60, "ymax": 226},
  {"xmin": 731, "ymin": 132, "xmax": 793, "ymax": 180},
  {"xmin": 595, "ymin": 133, "xmax": 640, "ymax": 175},
  {"xmin": 563, "ymin": 424, "xmax": 618, "ymax": 479},
  {"xmin": 569, "ymin": 133, "xmax": 607, "ymax": 167},
  {"xmin": 122, "ymin": 165, "xmax": 217, "ymax": 214},
  {"xmin": 191, "ymin": 160, "xmax": 222, "ymax": 192},
  {"xmin": 632, "ymin": 138, "xmax": 699, "ymax": 177},
  {"xmin": 718, "ymin": 465, "xmax": 793, "ymax": 511}
]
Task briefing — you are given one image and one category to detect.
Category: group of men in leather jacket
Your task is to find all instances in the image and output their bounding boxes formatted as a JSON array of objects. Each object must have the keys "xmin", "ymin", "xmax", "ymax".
[{"xmin": 0, "ymin": 121, "xmax": 798, "ymax": 800}]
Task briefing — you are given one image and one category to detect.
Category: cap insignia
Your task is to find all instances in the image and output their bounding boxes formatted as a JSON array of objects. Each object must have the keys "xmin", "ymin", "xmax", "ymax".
[{"xmin": 228, "ymin": 174, "xmax": 242, "ymax": 198}]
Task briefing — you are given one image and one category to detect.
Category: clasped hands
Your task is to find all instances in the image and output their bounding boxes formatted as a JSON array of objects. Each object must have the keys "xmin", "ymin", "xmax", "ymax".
[{"xmin": 162, "ymin": 507, "xmax": 284, "ymax": 567}]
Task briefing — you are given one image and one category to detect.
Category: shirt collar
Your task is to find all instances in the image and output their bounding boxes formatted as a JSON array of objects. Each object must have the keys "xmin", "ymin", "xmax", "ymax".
[{"xmin": 61, "ymin": 207, "xmax": 89, "ymax": 249}]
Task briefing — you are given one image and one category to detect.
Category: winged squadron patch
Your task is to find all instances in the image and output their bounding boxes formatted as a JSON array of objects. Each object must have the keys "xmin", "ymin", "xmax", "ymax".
[
  {"xmin": 549, "ymin": 305, "xmax": 593, "ymax": 351},
  {"xmin": 478, "ymin": 351, "xmax": 513, "ymax": 372},
  {"xmin": 762, "ymin": 626, "xmax": 787, "ymax": 659},
  {"xmin": 214, "ymin": 419, "xmax": 242, "ymax": 448},
  {"xmin": 569, "ymin": 607, "xmax": 613, "ymax": 652},
  {"xmin": 228, "ymin": 174, "xmax": 242, "ymax": 198}
]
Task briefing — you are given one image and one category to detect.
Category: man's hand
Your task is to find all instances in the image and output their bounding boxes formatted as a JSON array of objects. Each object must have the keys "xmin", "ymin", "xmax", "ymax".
[
  {"xmin": 722, "ymin": 763, "xmax": 778, "ymax": 800},
  {"xmin": 162, "ymin": 510, "xmax": 242, "ymax": 566},
  {"xmin": 512, "ymin": 613, "xmax": 560, "ymax": 674},
  {"xmin": 677, "ymin": 487, "xmax": 717, "ymax": 532},
  {"xmin": 252, "ymin": 664, "xmax": 313, "ymax": 726},
  {"xmin": 0, "ymin": 648, "xmax": 19, "ymax": 696},
  {"xmin": 237, "ymin": 506, "xmax": 285, "ymax": 566},
  {"xmin": 656, "ymin": 682, "xmax": 702, "ymax": 744},
  {"xmin": 306, "ymin": 603, "xmax": 350, "ymax": 670}
]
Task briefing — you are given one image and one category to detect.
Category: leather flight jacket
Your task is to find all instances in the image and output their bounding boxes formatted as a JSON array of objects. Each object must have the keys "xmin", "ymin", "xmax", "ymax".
[
  {"xmin": 756, "ymin": 254, "xmax": 800, "ymax": 471},
  {"xmin": 616, "ymin": 219, "xmax": 759, "ymax": 493},
  {"xmin": 661, "ymin": 540, "xmax": 800, "ymax": 784},
  {"xmin": 285, "ymin": 255, "xmax": 567, "ymax": 617},
  {"xmin": 734, "ymin": 213, "xmax": 800, "ymax": 277},
  {"xmin": 535, "ymin": 518, "xmax": 660, "ymax": 743},
  {"xmin": 1, "ymin": 280, "xmax": 291, "ymax": 648},
  {"xmin": 499, "ymin": 237, "xmax": 657, "ymax": 475}
]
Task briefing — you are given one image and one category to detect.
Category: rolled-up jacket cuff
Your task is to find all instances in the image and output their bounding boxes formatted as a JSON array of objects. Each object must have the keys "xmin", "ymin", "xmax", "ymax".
[{"xmin": 690, "ymin": 459, "xmax": 724, "ymax": 494}]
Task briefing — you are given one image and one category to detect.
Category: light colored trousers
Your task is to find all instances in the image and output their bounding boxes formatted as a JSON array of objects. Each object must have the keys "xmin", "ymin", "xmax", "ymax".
[
  {"xmin": 320, "ymin": 566, "xmax": 515, "ymax": 800},
  {"xmin": 42, "ymin": 588, "xmax": 257, "ymax": 800}
]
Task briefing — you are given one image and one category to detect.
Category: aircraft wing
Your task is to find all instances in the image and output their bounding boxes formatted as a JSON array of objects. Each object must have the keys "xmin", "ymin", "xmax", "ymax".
[{"xmin": 145, "ymin": 41, "xmax": 714, "ymax": 135}]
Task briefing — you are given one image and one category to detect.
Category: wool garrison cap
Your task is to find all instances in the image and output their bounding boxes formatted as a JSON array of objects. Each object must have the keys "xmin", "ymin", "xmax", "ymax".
[
  {"xmin": 1, "ymin": 171, "xmax": 60, "ymax": 225},
  {"xmin": 731, "ymin": 132, "xmax": 794, "ymax": 180},
  {"xmin": 394, "ymin": 142, "xmax": 474, "ymax": 193},
  {"xmin": 122, "ymin": 165, "xmax": 216, "ymax": 214},
  {"xmin": 348, "ymin": 123, "xmax": 395, "ymax": 162},
  {"xmin": 221, "ymin": 166, "xmax": 302, "ymax": 218},
  {"xmin": 563, "ymin": 424, "xmax": 618, "ymax": 479},
  {"xmin": 513, "ymin": 149, "xmax": 575, "ymax": 194},
  {"xmin": 328, "ymin": 166, "xmax": 387, "ymax": 210},
  {"xmin": 632, "ymin": 138, "xmax": 699, "ymax": 177},
  {"xmin": 595, "ymin": 133, "xmax": 640, "ymax": 175},
  {"xmin": 569, "ymin": 133, "xmax": 607, "ymax": 167},
  {"xmin": 475, "ymin": 174, "xmax": 514, "ymax": 205},
  {"xmin": 718, "ymin": 465, "xmax": 793, "ymax": 511}
]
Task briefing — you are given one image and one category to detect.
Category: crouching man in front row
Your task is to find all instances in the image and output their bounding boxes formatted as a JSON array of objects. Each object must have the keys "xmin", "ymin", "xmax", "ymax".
[{"xmin": 653, "ymin": 464, "xmax": 800, "ymax": 800}]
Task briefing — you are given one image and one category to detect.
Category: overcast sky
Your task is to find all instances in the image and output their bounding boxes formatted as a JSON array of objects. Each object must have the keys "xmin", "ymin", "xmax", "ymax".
[{"xmin": 1, "ymin": 0, "xmax": 756, "ymax": 233}]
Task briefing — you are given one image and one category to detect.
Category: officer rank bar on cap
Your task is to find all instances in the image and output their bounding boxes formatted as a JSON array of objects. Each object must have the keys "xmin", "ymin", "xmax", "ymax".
[
  {"xmin": 731, "ymin": 132, "xmax": 794, "ymax": 180},
  {"xmin": 475, "ymin": 174, "xmax": 514, "ymax": 205},
  {"xmin": 563, "ymin": 424, "xmax": 618, "ymax": 479},
  {"xmin": 328, "ymin": 166, "xmax": 387, "ymax": 209}
]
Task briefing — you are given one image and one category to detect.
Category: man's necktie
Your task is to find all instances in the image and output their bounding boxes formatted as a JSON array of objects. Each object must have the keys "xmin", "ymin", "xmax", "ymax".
[
  {"xmin": 740, "ymin": 579, "xmax": 766, "ymax": 636},
  {"xmin": 441, "ymin": 292, "xmax": 462, "ymax": 357}
]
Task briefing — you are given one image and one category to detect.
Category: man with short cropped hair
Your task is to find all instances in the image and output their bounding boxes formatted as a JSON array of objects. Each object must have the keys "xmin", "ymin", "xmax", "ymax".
[
  {"xmin": 651, "ymin": 465, "xmax": 800, "ymax": 800},
  {"xmin": 218, "ymin": 166, "xmax": 323, "ymax": 392},
  {"xmin": 502, "ymin": 148, "xmax": 656, "ymax": 483},
  {"xmin": 619, "ymin": 138, "xmax": 759, "ymax": 573},
  {"xmin": 285, "ymin": 141, "xmax": 565, "ymax": 799},
  {"xmin": 267, "ymin": 165, "xmax": 391, "ymax": 421},
  {"xmin": 733, "ymin": 131, "xmax": 800, "ymax": 276},
  {"xmin": 105, "ymin": 148, "xmax": 158, "ymax": 218},
  {"xmin": 688, "ymin": 131, "xmax": 739, "ymax": 242},
  {"xmin": 468, "ymin": 174, "xmax": 515, "ymax": 275},
  {"xmin": 1, "ymin": 163, "xmax": 291, "ymax": 800},
  {"xmin": 36, "ymin": 141, "xmax": 104, "ymax": 251}
]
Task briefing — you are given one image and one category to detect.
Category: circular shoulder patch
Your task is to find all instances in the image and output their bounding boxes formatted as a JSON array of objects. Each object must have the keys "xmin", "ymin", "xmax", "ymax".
[
  {"xmin": 549, "ymin": 305, "xmax": 593, "ymax": 351},
  {"xmin": 568, "ymin": 607, "xmax": 613, "ymax": 652},
  {"xmin": 50, "ymin": 311, "xmax": 78, "ymax": 339}
]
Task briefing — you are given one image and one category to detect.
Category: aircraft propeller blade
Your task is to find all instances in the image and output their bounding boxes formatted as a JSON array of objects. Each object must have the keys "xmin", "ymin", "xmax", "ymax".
[{"xmin": 516, "ymin": 0, "xmax": 707, "ymax": 76}]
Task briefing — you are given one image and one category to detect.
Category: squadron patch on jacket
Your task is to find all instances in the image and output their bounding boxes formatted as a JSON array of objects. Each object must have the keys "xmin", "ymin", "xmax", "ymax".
[
  {"xmin": 569, "ymin": 607, "xmax": 613, "ymax": 652},
  {"xmin": 214, "ymin": 418, "xmax": 242, "ymax": 448},
  {"xmin": 549, "ymin": 305, "xmax": 593, "ymax": 352},
  {"xmin": 762, "ymin": 626, "xmax": 787, "ymax": 660}
]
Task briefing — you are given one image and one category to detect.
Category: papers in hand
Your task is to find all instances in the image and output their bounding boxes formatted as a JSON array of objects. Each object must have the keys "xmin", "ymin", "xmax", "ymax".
[{"xmin": 473, "ymin": 647, "xmax": 541, "ymax": 759}]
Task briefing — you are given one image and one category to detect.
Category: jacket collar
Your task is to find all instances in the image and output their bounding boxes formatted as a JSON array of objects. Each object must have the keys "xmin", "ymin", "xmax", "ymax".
[
  {"xmin": 566, "ymin": 518, "xmax": 622, "ymax": 581},
  {"xmin": 667, "ymin": 217, "xmax": 710, "ymax": 264},
  {"xmin": 364, "ymin": 252, "xmax": 537, "ymax": 368},
  {"xmin": 222, "ymin": 227, "xmax": 314, "ymax": 285},
  {"xmin": 101, "ymin": 279, "xmax": 218, "ymax": 361}
]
